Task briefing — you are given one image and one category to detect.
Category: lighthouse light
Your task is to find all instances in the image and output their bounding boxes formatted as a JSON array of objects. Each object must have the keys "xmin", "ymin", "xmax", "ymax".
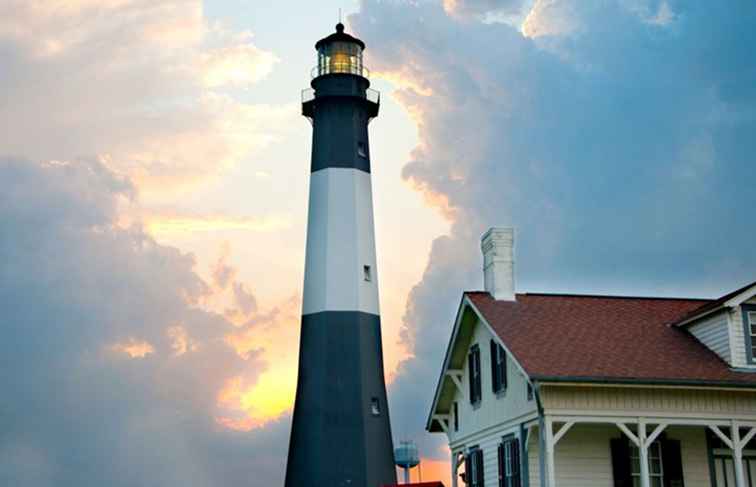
[{"xmin": 317, "ymin": 41, "xmax": 363, "ymax": 76}]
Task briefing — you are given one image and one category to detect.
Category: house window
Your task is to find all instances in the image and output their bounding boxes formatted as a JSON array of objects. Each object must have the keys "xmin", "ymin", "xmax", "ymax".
[
  {"xmin": 498, "ymin": 436, "xmax": 520, "ymax": 487},
  {"xmin": 453, "ymin": 401, "xmax": 459, "ymax": 432},
  {"xmin": 468, "ymin": 345, "xmax": 482, "ymax": 405},
  {"xmin": 490, "ymin": 340, "xmax": 507, "ymax": 394},
  {"xmin": 526, "ymin": 383, "xmax": 533, "ymax": 401},
  {"xmin": 465, "ymin": 447, "xmax": 484, "ymax": 487},
  {"xmin": 630, "ymin": 442, "xmax": 663, "ymax": 487},
  {"xmin": 611, "ymin": 437, "xmax": 683, "ymax": 487},
  {"xmin": 363, "ymin": 265, "xmax": 372, "ymax": 282}
]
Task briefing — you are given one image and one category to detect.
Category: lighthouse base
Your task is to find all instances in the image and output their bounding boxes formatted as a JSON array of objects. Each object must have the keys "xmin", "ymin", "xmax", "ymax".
[{"xmin": 285, "ymin": 311, "xmax": 396, "ymax": 487}]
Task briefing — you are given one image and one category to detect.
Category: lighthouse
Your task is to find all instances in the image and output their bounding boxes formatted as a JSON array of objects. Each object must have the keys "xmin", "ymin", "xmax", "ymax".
[{"xmin": 284, "ymin": 23, "xmax": 397, "ymax": 487}]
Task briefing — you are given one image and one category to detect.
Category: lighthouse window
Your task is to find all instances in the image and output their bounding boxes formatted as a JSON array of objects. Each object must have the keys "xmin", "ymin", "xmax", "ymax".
[
  {"xmin": 363, "ymin": 265, "xmax": 371, "ymax": 282},
  {"xmin": 357, "ymin": 141, "xmax": 367, "ymax": 158},
  {"xmin": 371, "ymin": 397, "xmax": 381, "ymax": 416}
]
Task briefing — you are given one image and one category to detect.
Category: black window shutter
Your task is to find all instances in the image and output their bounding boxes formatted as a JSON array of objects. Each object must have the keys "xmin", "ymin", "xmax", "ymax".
[
  {"xmin": 610, "ymin": 437, "xmax": 632, "ymax": 487},
  {"xmin": 476, "ymin": 449, "xmax": 485, "ymax": 487},
  {"xmin": 465, "ymin": 454, "xmax": 472, "ymax": 485},
  {"xmin": 474, "ymin": 349, "xmax": 482, "ymax": 402},
  {"xmin": 661, "ymin": 438, "xmax": 684, "ymax": 487},
  {"xmin": 469, "ymin": 352, "xmax": 476, "ymax": 403},
  {"xmin": 501, "ymin": 349, "xmax": 508, "ymax": 389},
  {"xmin": 490, "ymin": 340, "xmax": 499, "ymax": 392},
  {"xmin": 512, "ymin": 438, "xmax": 521, "ymax": 487},
  {"xmin": 497, "ymin": 444, "xmax": 504, "ymax": 487}
]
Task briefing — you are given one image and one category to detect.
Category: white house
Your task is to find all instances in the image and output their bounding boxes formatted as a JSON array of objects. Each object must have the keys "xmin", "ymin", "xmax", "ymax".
[{"xmin": 427, "ymin": 228, "xmax": 756, "ymax": 487}]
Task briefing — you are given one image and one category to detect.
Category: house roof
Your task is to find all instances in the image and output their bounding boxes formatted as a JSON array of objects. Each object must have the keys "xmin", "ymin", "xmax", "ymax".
[{"xmin": 466, "ymin": 291, "xmax": 756, "ymax": 386}]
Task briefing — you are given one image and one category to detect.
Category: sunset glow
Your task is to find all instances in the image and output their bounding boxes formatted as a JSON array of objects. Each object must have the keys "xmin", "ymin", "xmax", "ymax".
[
  {"xmin": 144, "ymin": 213, "xmax": 291, "ymax": 236},
  {"xmin": 6, "ymin": 1, "xmax": 756, "ymax": 485}
]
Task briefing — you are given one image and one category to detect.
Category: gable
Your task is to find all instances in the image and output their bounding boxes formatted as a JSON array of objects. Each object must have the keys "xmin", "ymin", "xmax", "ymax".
[
  {"xmin": 430, "ymin": 303, "xmax": 479, "ymax": 425},
  {"xmin": 426, "ymin": 295, "xmax": 533, "ymax": 433},
  {"xmin": 681, "ymin": 283, "xmax": 756, "ymax": 368},
  {"xmin": 441, "ymin": 313, "xmax": 536, "ymax": 443}
]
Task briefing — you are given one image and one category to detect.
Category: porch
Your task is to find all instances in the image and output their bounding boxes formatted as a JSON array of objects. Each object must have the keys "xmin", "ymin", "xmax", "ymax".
[{"xmin": 536, "ymin": 415, "xmax": 756, "ymax": 487}]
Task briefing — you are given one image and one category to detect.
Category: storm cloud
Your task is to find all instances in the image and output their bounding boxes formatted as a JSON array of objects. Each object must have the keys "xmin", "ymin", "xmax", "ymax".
[
  {"xmin": 352, "ymin": 0, "xmax": 756, "ymax": 461},
  {"xmin": 0, "ymin": 158, "xmax": 287, "ymax": 486}
]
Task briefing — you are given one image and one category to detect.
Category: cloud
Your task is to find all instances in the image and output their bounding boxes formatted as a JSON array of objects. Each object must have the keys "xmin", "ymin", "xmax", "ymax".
[
  {"xmin": 143, "ymin": 211, "xmax": 291, "ymax": 236},
  {"xmin": 0, "ymin": 0, "xmax": 296, "ymax": 199},
  {"xmin": 0, "ymin": 157, "xmax": 289, "ymax": 486},
  {"xmin": 233, "ymin": 282, "xmax": 258, "ymax": 316},
  {"xmin": 166, "ymin": 325, "xmax": 200, "ymax": 356},
  {"xmin": 200, "ymin": 43, "xmax": 279, "ymax": 88},
  {"xmin": 443, "ymin": 0, "xmax": 527, "ymax": 19},
  {"xmin": 110, "ymin": 338, "xmax": 156, "ymax": 358},
  {"xmin": 211, "ymin": 242, "xmax": 237, "ymax": 290},
  {"xmin": 351, "ymin": 0, "xmax": 756, "ymax": 464}
]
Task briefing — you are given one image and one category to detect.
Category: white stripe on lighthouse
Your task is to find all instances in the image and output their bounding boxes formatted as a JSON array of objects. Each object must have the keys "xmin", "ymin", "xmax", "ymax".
[{"xmin": 302, "ymin": 167, "xmax": 380, "ymax": 316}]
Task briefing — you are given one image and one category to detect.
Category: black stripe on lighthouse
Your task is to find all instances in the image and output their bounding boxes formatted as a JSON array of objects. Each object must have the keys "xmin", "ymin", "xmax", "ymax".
[
  {"xmin": 286, "ymin": 310, "xmax": 395, "ymax": 487},
  {"xmin": 308, "ymin": 74, "xmax": 377, "ymax": 174}
]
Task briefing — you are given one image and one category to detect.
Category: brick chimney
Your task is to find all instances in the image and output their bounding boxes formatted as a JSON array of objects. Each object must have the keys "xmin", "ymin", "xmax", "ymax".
[{"xmin": 481, "ymin": 228, "xmax": 515, "ymax": 301}]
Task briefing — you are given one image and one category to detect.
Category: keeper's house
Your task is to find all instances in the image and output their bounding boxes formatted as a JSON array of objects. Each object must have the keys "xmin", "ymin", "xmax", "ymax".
[{"xmin": 427, "ymin": 227, "xmax": 756, "ymax": 487}]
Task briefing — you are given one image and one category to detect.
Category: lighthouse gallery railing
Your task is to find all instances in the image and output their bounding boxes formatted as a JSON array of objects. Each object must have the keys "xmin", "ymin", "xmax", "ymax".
[{"xmin": 301, "ymin": 87, "xmax": 380, "ymax": 105}]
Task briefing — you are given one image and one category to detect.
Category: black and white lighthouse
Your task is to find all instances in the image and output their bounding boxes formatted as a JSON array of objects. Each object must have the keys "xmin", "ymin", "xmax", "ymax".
[{"xmin": 284, "ymin": 24, "xmax": 397, "ymax": 487}]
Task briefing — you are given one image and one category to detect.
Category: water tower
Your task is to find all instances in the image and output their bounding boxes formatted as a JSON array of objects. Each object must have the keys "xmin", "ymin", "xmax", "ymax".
[
  {"xmin": 284, "ymin": 23, "xmax": 396, "ymax": 487},
  {"xmin": 395, "ymin": 440, "xmax": 420, "ymax": 484}
]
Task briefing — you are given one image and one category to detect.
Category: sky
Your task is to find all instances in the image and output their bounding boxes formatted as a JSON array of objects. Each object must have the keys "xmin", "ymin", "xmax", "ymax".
[{"xmin": 1, "ymin": 0, "xmax": 755, "ymax": 486}]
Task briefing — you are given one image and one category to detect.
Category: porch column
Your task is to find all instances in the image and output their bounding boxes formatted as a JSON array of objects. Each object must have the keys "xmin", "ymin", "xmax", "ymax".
[
  {"xmin": 638, "ymin": 421, "xmax": 650, "ymax": 487},
  {"xmin": 615, "ymin": 419, "xmax": 667, "ymax": 487},
  {"xmin": 543, "ymin": 417, "xmax": 574, "ymax": 487},
  {"xmin": 451, "ymin": 450, "xmax": 460, "ymax": 487},
  {"xmin": 732, "ymin": 422, "xmax": 746, "ymax": 487},
  {"xmin": 709, "ymin": 420, "xmax": 756, "ymax": 487},
  {"xmin": 544, "ymin": 417, "xmax": 556, "ymax": 487}
]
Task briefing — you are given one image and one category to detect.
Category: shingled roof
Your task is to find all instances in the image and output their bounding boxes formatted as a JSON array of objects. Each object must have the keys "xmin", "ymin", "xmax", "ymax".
[{"xmin": 466, "ymin": 291, "xmax": 756, "ymax": 386}]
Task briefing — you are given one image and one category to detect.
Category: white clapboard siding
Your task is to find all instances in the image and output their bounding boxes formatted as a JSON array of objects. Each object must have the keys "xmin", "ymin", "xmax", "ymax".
[
  {"xmin": 528, "ymin": 434, "xmax": 540, "ymax": 487},
  {"xmin": 526, "ymin": 425, "xmax": 710, "ymax": 487},
  {"xmin": 448, "ymin": 316, "xmax": 537, "ymax": 449},
  {"xmin": 676, "ymin": 426, "xmax": 713, "ymax": 487},
  {"xmin": 689, "ymin": 310, "xmax": 731, "ymax": 363},
  {"xmin": 730, "ymin": 305, "xmax": 756, "ymax": 368}
]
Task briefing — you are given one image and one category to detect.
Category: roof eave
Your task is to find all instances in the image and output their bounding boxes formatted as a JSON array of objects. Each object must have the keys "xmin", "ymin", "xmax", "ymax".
[
  {"xmin": 532, "ymin": 375, "xmax": 756, "ymax": 389},
  {"xmin": 724, "ymin": 283, "xmax": 756, "ymax": 307},
  {"xmin": 674, "ymin": 281, "xmax": 756, "ymax": 327},
  {"xmin": 673, "ymin": 304, "xmax": 727, "ymax": 327}
]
